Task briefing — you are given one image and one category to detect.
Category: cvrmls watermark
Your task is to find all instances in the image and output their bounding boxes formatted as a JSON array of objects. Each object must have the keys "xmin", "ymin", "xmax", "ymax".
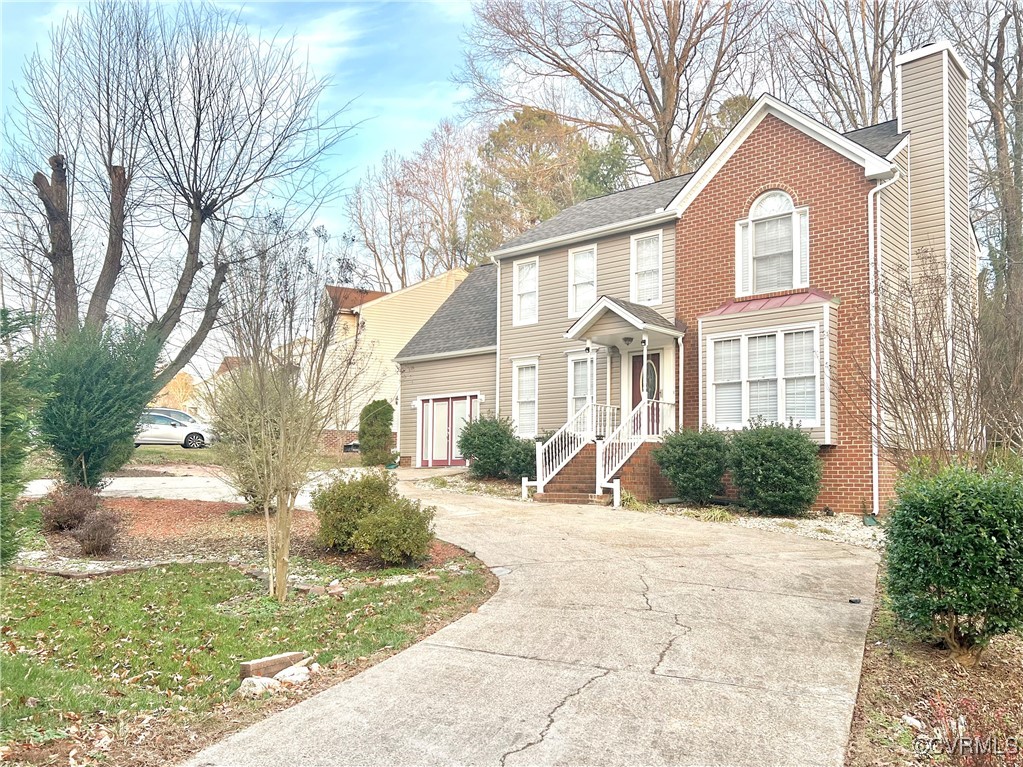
[{"xmin": 913, "ymin": 735, "xmax": 1020, "ymax": 756}]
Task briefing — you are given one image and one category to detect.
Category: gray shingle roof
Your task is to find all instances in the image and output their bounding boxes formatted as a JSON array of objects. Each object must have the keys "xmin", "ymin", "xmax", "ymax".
[
  {"xmin": 602, "ymin": 296, "xmax": 681, "ymax": 333},
  {"xmin": 395, "ymin": 264, "xmax": 496, "ymax": 361},
  {"xmin": 843, "ymin": 119, "xmax": 906, "ymax": 157},
  {"xmin": 498, "ymin": 174, "xmax": 694, "ymax": 252}
]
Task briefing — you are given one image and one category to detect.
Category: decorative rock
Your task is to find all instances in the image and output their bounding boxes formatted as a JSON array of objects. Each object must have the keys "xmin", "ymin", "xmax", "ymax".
[
  {"xmin": 236, "ymin": 676, "xmax": 282, "ymax": 698},
  {"xmin": 327, "ymin": 585, "xmax": 346, "ymax": 597},
  {"xmin": 328, "ymin": 579, "xmax": 340, "ymax": 587},
  {"xmin": 274, "ymin": 664, "xmax": 311, "ymax": 685},
  {"xmin": 309, "ymin": 662, "xmax": 321, "ymax": 675},
  {"xmin": 240, "ymin": 651, "xmax": 308, "ymax": 680},
  {"xmin": 901, "ymin": 715, "xmax": 926, "ymax": 731},
  {"xmin": 309, "ymin": 585, "xmax": 327, "ymax": 596},
  {"xmin": 294, "ymin": 657, "xmax": 314, "ymax": 668}
]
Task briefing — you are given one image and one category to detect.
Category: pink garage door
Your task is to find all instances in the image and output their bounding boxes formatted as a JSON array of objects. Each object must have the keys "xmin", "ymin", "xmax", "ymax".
[{"xmin": 420, "ymin": 395, "xmax": 478, "ymax": 467}]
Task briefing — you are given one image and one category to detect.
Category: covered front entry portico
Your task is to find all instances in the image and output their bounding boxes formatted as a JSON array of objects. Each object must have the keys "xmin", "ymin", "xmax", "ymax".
[{"xmin": 525, "ymin": 296, "xmax": 685, "ymax": 505}]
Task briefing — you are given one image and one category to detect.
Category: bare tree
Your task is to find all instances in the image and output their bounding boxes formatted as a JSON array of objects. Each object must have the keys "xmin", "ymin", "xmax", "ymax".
[
  {"xmin": 1, "ymin": 0, "xmax": 352, "ymax": 387},
  {"xmin": 771, "ymin": 0, "xmax": 932, "ymax": 131},
  {"xmin": 347, "ymin": 121, "xmax": 476, "ymax": 290},
  {"xmin": 461, "ymin": 0, "xmax": 758, "ymax": 180},
  {"xmin": 209, "ymin": 222, "xmax": 366, "ymax": 602}
]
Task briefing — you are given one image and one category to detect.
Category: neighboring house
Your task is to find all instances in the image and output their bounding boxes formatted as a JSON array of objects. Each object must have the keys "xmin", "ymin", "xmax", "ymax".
[
  {"xmin": 395, "ymin": 42, "xmax": 975, "ymax": 515},
  {"xmin": 325, "ymin": 269, "xmax": 468, "ymax": 450}
]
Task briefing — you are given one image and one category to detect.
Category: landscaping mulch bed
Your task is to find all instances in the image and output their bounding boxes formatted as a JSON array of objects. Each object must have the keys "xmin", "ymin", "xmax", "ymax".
[{"xmin": 846, "ymin": 576, "xmax": 1023, "ymax": 766}]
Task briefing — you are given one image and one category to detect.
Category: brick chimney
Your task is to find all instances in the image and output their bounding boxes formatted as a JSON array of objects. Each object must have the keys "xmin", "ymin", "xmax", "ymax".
[{"xmin": 896, "ymin": 41, "xmax": 973, "ymax": 281}]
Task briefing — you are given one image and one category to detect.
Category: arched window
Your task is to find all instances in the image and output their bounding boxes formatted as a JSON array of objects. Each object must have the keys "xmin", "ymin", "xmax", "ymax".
[{"xmin": 736, "ymin": 191, "xmax": 809, "ymax": 296}]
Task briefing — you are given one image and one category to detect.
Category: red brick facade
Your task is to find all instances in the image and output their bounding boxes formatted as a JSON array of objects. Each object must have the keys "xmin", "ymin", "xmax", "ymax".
[{"xmin": 671, "ymin": 114, "xmax": 893, "ymax": 515}]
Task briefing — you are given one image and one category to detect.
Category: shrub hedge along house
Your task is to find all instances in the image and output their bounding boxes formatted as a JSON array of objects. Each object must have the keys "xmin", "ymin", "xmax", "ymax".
[{"xmin": 395, "ymin": 42, "xmax": 976, "ymax": 515}]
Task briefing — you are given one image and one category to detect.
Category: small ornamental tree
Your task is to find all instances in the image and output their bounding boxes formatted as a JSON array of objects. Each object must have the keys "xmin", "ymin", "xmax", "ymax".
[
  {"xmin": 359, "ymin": 399, "xmax": 395, "ymax": 466},
  {"xmin": 653, "ymin": 428, "xmax": 728, "ymax": 505},
  {"xmin": 728, "ymin": 420, "xmax": 822, "ymax": 516},
  {"xmin": 886, "ymin": 465, "xmax": 1023, "ymax": 664},
  {"xmin": 30, "ymin": 325, "xmax": 160, "ymax": 487}
]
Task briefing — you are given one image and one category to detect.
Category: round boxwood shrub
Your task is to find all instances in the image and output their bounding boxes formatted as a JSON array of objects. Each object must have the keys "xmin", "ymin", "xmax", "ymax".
[
  {"xmin": 728, "ymin": 420, "xmax": 822, "ymax": 516},
  {"xmin": 653, "ymin": 428, "xmax": 728, "ymax": 505},
  {"xmin": 886, "ymin": 465, "xmax": 1023, "ymax": 663},
  {"xmin": 501, "ymin": 438, "xmax": 537, "ymax": 481},
  {"xmin": 312, "ymin": 469, "xmax": 395, "ymax": 552},
  {"xmin": 352, "ymin": 496, "xmax": 435, "ymax": 565},
  {"xmin": 359, "ymin": 399, "xmax": 395, "ymax": 466},
  {"xmin": 457, "ymin": 415, "xmax": 516, "ymax": 479}
]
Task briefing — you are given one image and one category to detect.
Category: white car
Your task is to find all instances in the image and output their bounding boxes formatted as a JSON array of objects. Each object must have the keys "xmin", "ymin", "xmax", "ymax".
[{"xmin": 136, "ymin": 411, "xmax": 214, "ymax": 449}]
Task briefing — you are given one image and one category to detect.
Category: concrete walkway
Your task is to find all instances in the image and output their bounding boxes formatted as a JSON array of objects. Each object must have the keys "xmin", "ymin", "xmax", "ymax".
[{"xmin": 183, "ymin": 482, "xmax": 878, "ymax": 767}]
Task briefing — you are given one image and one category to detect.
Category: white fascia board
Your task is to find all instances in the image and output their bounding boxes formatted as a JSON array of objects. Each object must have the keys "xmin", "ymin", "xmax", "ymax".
[
  {"xmin": 667, "ymin": 94, "xmax": 896, "ymax": 216},
  {"xmin": 896, "ymin": 41, "xmax": 969, "ymax": 80},
  {"xmin": 395, "ymin": 345, "xmax": 496, "ymax": 365},
  {"xmin": 885, "ymin": 134, "xmax": 911, "ymax": 160},
  {"xmin": 489, "ymin": 209, "xmax": 678, "ymax": 261}
]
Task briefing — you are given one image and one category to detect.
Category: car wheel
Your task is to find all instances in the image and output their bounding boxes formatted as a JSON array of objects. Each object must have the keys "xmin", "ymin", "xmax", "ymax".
[{"xmin": 184, "ymin": 433, "xmax": 205, "ymax": 449}]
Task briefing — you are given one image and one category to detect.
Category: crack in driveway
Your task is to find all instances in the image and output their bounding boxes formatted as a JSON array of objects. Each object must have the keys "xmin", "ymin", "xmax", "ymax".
[{"xmin": 499, "ymin": 668, "xmax": 612, "ymax": 766}]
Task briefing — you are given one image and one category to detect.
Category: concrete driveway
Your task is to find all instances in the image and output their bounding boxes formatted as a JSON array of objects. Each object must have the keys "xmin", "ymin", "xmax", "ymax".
[{"xmin": 184, "ymin": 481, "xmax": 878, "ymax": 767}]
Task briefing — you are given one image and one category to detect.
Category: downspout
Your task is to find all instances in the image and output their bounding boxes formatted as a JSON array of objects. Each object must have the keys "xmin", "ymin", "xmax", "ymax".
[
  {"xmin": 492, "ymin": 256, "xmax": 500, "ymax": 414},
  {"xmin": 867, "ymin": 168, "xmax": 901, "ymax": 516}
]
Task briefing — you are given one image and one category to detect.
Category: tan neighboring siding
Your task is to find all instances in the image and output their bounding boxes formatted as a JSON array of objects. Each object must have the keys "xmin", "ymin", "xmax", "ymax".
[
  {"xmin": 498, "ymin": 224, "xmax": 676, "ymax": 433},
  {"xmin": 397, "ymin": 352, "xmax": 496, "ymax": 459},
  {"xmin": 337, "ymin": 270, "xmax": 467, "ymax": 429},
  {"xmin": 699, "ymin": 303, "xmax": 833, "ymax": 443}
]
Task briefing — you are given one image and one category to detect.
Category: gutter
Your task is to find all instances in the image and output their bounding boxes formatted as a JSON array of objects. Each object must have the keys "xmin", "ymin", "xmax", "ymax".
[
  {"xmin": 395, "ymin": 345, "xmax": 497, "ymax": 365},
  {"xmin": 489, "ymin": 208, "xmax": 679, "ymax": 260}
]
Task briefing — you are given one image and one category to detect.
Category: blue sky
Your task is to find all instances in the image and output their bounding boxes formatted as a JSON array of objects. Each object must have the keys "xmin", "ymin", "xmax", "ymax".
[{"xmin": 0, "ymin": 0, "xmax": 474, "ymax": 210}]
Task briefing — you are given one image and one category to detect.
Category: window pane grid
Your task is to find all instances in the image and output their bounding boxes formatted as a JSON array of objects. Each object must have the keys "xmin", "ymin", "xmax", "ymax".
[{"xmin": 633, "ymin": 235, "xmax": 660, "ymax": 303}]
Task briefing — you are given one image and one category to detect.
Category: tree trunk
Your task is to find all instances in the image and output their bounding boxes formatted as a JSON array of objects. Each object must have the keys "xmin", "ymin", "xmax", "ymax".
[
  {"xmin": 85, "ymin": 165, "xmax": 128, "ymax": 329},
  {"xmin": 32, "ymin": 155, "xmax": 78, "ymax": 337},
  {"xmin": 273, "ymin": 490, "xmax": 292, "ymax": 603}
]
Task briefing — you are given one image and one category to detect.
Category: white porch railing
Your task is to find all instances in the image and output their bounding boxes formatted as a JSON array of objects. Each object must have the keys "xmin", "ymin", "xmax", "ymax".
[
  {"xmin": 529, "ymin": 403, "xmax": 619, "ymax": 495},
  {"xmin": 597, "ymin": 399, "xmax": 676, "ymax": 504}
]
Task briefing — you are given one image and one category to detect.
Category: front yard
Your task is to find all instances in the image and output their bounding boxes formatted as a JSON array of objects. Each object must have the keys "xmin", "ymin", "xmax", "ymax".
[{"xmin": 1, "ymin": 496, "xmax": 496, "ymax": 765}]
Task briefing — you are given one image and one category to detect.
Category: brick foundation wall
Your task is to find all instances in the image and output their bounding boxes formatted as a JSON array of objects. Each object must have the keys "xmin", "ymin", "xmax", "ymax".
[
  {"xmin": 615, "ymin": 442, "xmax": 675, "ymax": 502},
  {"xmin": 319, "ymin": 430, "xmax": 396, "ymax": 456},
  {"xmin": 675, "ymin": 114, "xmax": 885, "ymax": 515}
]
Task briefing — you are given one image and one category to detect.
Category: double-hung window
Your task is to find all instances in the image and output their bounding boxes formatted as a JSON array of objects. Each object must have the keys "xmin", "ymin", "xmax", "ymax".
[
  {"xmin": 631, "ymin": 231, "xmax": 662, "ymax": 304},
  {"xmin": 567, "ymin": 353, "xmax": 595, "ymax": 419},
  {"xmin": 512, "ymin": 359, "xmax": 539, "ymax": 438},
  {"xmin": 708, "ymin": 328, "xmax": 819, "ymax": 428},
  {"xmin": 513, "ymin": 258, "xmax": 538, "ymax": 325},
  {"xmin": 568, "ymin": 246, "xmax": 596, "ymax": 316},
  {"xmin": 736, "ymin": 191, "xmax": 809, "ymax": 296}
]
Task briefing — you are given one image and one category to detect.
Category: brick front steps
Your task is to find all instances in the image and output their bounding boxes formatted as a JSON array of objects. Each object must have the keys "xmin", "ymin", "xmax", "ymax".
[{"xmin": 534, "ymin": 492, "xmax": 612, "ymax": 506}]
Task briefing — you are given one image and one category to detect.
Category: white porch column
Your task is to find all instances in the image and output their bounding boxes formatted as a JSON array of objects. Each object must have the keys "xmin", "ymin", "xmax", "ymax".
[{"xmin": 641, "ymin": 334, "xmax": 649, "ymax": 436}]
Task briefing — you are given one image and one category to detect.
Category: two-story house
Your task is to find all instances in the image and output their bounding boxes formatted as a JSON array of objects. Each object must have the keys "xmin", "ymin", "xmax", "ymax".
[{"xmin": 396, "ymin": 42, "xmax": 976, "ymax": 515}]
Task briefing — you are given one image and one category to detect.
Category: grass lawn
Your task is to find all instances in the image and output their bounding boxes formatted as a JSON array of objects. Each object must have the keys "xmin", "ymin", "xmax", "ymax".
[
  {"xmin": 1, "ymin": 560, "xmax": 493, "ymax": 764},
  {"xmin": 846, "ymin": 575, "xmax": 1023, "ymax": 766}
]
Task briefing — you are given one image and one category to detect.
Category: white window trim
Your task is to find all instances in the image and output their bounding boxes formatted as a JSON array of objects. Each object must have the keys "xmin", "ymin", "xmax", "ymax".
[
  {"xmin": 735, "ymin": 194, "xmax": 810, "ymax": 298},
  {"xmin": 567, "ymin": 245, "xmax": 597, "ymax": 318},
  {"xmin": 704, "ymin": 323, "xmax": 822, "ymax": 430},
  {"xmin": 566, "ymin": 351, "xmax": 597, "ymax": 420},
  {"xmin": 511, "ymin": 357, "xmax": 539, "ymax": 438},
  {"xmin": 512, "ymin": 257, "xmax": 539, "ymax": 326},
  {"xmin": 629, "ymin": 230, "xmax": 663, "ymax": 306}
]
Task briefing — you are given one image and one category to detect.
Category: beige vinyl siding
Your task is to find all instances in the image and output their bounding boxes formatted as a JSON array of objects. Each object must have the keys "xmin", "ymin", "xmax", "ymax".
[
  {"xmin": 946, "ymin": 63, "xmax": 975, "ymax": 286},
  {"xmin": 333, "ymin": 270, "xmax": 467, "ymax": 429},
  {"xmin": 498, "ymin": 224, "xmax": 676, "ymax": 434},
  {"xmin": 879, "ymin": 145, "xmax": 911, "ymax": 286},
  {"xmin": 397, "ymin": 352, "xmax": 496, "ymax": 459},
  {"xmin": 699, "ymin": 302, "xmax": 834, "ymax": 443}
]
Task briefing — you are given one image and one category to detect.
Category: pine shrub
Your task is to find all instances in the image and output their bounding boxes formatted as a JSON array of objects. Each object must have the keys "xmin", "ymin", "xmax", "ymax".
[
  {"xmin": 728, "ymin": 420, "xmax": 822, "ymax": 516},
  {"xmin": 886, "ymin": 465, "xmax": 1023, "ymax": 662},
  {"xmin": 653, "ymin": 428, "xmax": 728, "ymax": 505},
  {"xmin": 358, "ymin": 400, "xmax": 395, "ymax": 466}
]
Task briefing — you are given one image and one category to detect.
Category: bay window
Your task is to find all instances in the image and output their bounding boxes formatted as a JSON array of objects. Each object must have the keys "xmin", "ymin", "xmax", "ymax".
[{"xmin": 708, "ymin": 327, "xmax": 820, "ymax": 428}]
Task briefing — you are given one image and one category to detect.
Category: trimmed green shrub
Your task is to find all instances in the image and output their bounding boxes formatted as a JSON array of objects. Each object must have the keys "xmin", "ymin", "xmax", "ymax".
[
  {"xmin": 653, "ymin": 428, "xmax": 728, "ymax": 505},
  {"xmin": 42, "ymin": 484, "xmax": 100, "ymax": 532},
  {"xmin": 313, "ymin": 470, "xmax": 395, "ymax": 552},
  {"xmin": 353, "ymin": 496, "xmax": 435, "ymax": 565},
  {"xmin": 358, "ymin": 399, "xmax": 395, "ymax": 466},
  {"xmin": 886, "ymin": 465, "xmax": 1023, "ymax": 662},
  {"xmin": 457, "ymin": 415, "xmax": 516, "ymax": 479},
  {"xmin": 728, "ymin": 421, "xmax": 822, "ymax": 516},
  {"xmin": 72, "ymin": 509, "xmax": 121, "ymax": 556},
  {"xmin": 1, "ymin": 310, "xmax": 38, "ymax": 568},
  {"xmin": 30, "ymin": 325, "xmax": 160, "ymax": 487},
  {"xmin": 501, "ymin": 438, "xmax": 537, "ymax": 481}
]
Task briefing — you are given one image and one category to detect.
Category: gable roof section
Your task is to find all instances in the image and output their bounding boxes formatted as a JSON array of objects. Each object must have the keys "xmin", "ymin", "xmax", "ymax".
[
  {"xmin": 353, "ymin": 268, "xmax": 468, "ymax": 312},
  {"xmin": 325, "ymin": 285, "xmax": 388, "ymax": 313},
  {"xmin": 668, "ymin": 94, "xmax": 896, "ymax": 215},
  {"xmin": 492, "ymin": 174, "xmax": 693, "ymax": 258},
  {"xmin": 395, "ymin": 264, "xmax": 497, "ymax": 363},
  {"xmin": 565, "ymin": 295, "xmax": 684, "ymax": 340}
]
